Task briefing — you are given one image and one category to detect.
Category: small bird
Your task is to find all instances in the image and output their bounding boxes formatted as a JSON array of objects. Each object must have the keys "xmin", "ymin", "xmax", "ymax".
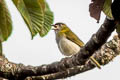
[{"xmin": 52, "ymin": 22, "xmax": 101, "ymax": 69}]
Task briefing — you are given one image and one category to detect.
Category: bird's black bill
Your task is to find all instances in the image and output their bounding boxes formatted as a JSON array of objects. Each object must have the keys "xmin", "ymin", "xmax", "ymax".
[
  {"xmin": 51, "ymin": 24, "xmax": 55, "ymax": 26},
  {"xmin": 51, "ymin": 24, "xmax": 58, "ymax": 30}
]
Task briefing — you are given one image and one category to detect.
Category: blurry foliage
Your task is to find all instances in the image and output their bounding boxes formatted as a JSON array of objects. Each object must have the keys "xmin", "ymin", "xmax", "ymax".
[
  {"xmin": 89, "ymin": 0, "xmax": 113, "ymax": 22},
  {"xmin": 0, "ymin": 0, "xmax": 54, "ymax": 55}
]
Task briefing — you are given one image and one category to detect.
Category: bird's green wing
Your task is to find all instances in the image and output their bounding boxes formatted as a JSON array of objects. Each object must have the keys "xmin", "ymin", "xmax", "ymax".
[{"xmin": 65, "ymin": 30, "xmax": 84, "ymax": 47}]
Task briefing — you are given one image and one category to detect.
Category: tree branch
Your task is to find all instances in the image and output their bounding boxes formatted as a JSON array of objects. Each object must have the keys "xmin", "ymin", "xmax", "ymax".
[
  {"xmin": 25, "ymin": 35, "xmax": 120, "ymax": 80},
  {"xmin": 0, "ymin": 35, "xmax": 119, "ymax": 80},
  {"xmin": 0, "ymin": 17, "xmax": 117, "ymax": 80},
  {"xmin": 76, "ymin": 17, "xmax": 116, "ymax": 65}
]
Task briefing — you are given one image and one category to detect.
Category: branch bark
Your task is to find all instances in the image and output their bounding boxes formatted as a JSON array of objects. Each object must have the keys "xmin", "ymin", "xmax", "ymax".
[
  {"xmin": 0, "ymin": 35, "xmax": 120, "ymax": 80},
  {"xmin": 25, "ymin": 35, "xmax": 120, "ymax": 80}
]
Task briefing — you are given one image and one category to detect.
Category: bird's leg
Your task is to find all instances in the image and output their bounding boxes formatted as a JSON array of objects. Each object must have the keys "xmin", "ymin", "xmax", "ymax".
[{"xmin": 90, "ymin": 56, "xmax": 101, "ymax": 69}]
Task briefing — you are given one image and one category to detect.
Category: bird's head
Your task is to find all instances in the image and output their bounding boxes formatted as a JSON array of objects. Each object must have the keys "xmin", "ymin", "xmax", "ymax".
[{"xmin": 51, "ymin": 23, "xmax": 69, "ymax": 34}]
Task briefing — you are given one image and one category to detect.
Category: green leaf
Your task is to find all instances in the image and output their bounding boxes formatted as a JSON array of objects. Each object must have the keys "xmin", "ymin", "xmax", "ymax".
[
  {"xmin": 12, "ymin": 0, "xmax": 54, "ymax": 38},
  {"xmin": 40, "ymin": 2, "xmax": 54, "ymax": 37},
  {"xmin": 102, "ymin": 0, "xmax": 113, "ymax": 19},
  {"xmin": 0, "ymin": 0, "xmax": 12, "ymax": 41}
]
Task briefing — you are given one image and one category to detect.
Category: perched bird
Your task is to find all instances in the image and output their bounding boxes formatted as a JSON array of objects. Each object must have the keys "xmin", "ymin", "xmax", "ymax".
[{"xmin": 52, "ymin": 22, "xmax": 101, "ymax": 69}]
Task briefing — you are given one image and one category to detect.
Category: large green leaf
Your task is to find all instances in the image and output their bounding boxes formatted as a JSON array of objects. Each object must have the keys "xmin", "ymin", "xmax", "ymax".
[
  {"xmin": 12, "ymin": 0, "xmax": 54, "ymax": 38},
  {"xmin": 0, "ymin": 0, "xmax": 12, "ymax": 41},
  {"xmin": 102, "ymin": 0, "xmax": 113, "ymax": 19},
  {"xmin": 40, "ymin": 2, "xmax": 54, "ymax": 37}
]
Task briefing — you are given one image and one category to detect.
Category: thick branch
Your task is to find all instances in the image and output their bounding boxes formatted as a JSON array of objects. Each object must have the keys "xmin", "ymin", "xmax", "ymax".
[
  {"xmin": 0, "ymin": 35, "xmax": 119, "ymax": 80},
  {"xmin": 0, "ymin": 17, "xmax": 117, "ymax": 80},
  {"xmin": 25, "ymin": 35, "xmax": 120, "ymax": 80},
  {"xmin": 76, "ymin": 17, "xmax": 116, "ymax": 65}
]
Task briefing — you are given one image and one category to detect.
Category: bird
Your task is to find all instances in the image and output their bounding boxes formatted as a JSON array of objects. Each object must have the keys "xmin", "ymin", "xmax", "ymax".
[{"xmin": 52, "ymin": 22, "xmax": 101, "ymax": 69}]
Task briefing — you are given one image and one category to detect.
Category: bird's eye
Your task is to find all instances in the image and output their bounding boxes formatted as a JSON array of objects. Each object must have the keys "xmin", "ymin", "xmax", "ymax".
[
  {"xmin": 55, "ymin": 25, "xmax": 59, "ymax": 29},
  {"xmin": 54, "ymin": 25, "xmax": 57, "ymax": 28}
]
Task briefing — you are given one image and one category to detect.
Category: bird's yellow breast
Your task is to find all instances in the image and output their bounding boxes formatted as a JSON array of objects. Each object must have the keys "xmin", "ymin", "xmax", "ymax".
[{"xmin": 59, "ymin": 37, "xmax": 80, "ymax": 56}]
